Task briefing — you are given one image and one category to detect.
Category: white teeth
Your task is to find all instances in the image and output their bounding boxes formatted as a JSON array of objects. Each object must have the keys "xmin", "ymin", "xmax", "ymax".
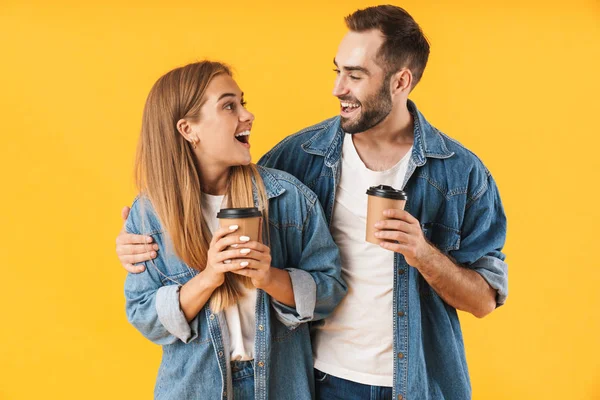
[
  {"xmin": 235, "ymin": 130, "xmax": 250, "ymax": 137},
  {"xmin": 341, "ymin": 102, "xmax": 359, "ymax": 108}
]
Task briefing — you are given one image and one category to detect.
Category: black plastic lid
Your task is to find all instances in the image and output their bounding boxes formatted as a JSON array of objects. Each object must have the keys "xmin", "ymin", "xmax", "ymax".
[
  {"xmin": 366, "ymin": 185, "xmax": 407, "ymax": 200},
  {"xmin": 217, "ymin": 207, "xmax": 262, "ymax": 219}
]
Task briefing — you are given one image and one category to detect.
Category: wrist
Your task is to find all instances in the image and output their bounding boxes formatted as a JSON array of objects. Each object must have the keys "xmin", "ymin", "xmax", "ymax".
[
  {"xmin": 254, "ymin": 267, "xmax": 274, "ymax": 290},
  {"xmin": 414, "ymin": 241, "xmax": 438, "ymax": 271},
  {"xmin": 201, "ymin": 269, "xmax": 224, "ymax": 290}
]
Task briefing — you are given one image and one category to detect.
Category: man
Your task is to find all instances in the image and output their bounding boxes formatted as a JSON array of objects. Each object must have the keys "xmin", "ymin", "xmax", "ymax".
[{"xmin": 116, "ymin": 5, "xmax": 507, "ymax": 400}]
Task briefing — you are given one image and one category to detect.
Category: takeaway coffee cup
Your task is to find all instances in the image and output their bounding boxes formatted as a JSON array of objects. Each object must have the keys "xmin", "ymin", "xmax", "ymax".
[
  {"xmin": 365, "ymin": 185, "xmax": 407, "ymax": 245},
  {"xmin": 217, "ymin": 207, "xmax": 263, "ymax": 243}
]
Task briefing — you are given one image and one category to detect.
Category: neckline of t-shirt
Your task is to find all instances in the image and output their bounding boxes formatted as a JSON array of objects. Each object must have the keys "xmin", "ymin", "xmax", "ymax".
[
  {"xmin": 343, "ymin": 134, "xmax": 413, "ymax": 175},
  {"xmin": 201, "ymin": 192, "xmax": 225, "ymax": 207}
]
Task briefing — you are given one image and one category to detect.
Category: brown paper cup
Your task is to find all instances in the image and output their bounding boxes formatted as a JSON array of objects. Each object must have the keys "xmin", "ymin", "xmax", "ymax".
[
  {"xmin": 365, "ymin": 185, "xmax": 407, "ymax": 245},
  {"xmin": 217, "ymin": 207, "xmax": 262, "ymax": 244}
]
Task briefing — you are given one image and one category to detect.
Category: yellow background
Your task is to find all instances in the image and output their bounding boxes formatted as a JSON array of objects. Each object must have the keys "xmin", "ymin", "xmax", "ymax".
[{"xmin": 1, "ymin": 0, "xmax": 598, "ymax": 399}]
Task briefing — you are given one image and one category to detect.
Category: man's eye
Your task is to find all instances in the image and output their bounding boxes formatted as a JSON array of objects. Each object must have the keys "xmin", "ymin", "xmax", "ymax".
[
  {"xmin": 333, "ymin": 69, "xmax": 340, "ymax": 74},
  {"xmin": 350, "ymin": 75, "xmax": 360, "ymax": 80}
]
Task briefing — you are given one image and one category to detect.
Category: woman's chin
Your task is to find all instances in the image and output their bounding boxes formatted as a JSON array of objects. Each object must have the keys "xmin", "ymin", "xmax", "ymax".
[{"xmin": 230, "ymin": 157, "xmax": 252, "ymax": 167}]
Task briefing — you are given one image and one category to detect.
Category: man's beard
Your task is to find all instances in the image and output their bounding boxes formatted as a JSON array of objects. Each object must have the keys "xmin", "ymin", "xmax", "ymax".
[{"xmin": 340, "ymin": 78, "xmax": 393, "ymax": 134}]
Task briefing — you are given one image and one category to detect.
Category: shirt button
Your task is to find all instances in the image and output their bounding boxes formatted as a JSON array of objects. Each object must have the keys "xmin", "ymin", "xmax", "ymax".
[
  {"xmin": 397, "ymin": 352, "xmax": 404, "ymax": 359},
  {"xmin": 397, "ymin": 311, "xmax": 405, "ymax": 317},
  {"xmin": 209, "ymin": 314, "xmax": 215, "ymax": 320},
  {"xmin": 258, "ymin": 325, "xmax": 264, "ymax": 331},
  {"xmin": 398, "ymin": 269, "xmax": 405, "ymax": 275},
  {"xmin": 398, "ymin": 395, "xmax": 403, "ymax": 400},
  {"xmin": 218, "ymin": 351, "xmax": 223, "ymax": 357},
  {"xmin": 258, "ymin": 361, "xmax": 265, "ymax": 367}
]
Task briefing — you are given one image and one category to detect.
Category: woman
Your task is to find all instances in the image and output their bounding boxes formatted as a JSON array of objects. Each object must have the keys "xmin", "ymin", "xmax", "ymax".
[{"xmin": 124, "ymin": 61, "xmax": 346, "ymax": 399}]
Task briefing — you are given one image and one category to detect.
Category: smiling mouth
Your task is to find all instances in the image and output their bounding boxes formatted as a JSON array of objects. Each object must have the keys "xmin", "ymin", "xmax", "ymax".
[
  {"xmin": 340, "ymin": 101, "xmax": 360, "ymax": 114},
  {"xmin": 235, "ymin": 130, "xmax": 250, "ymax": 144}
]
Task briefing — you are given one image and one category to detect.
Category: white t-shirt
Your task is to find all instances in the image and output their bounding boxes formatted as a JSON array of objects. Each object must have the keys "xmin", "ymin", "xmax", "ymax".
[
  {"xmin": 201, "ymin": 193, "xmax": 257, "ymax": 362},
  {"xmin": 312, "ymin": 135, "xmax": 412, "ymax": 387}
]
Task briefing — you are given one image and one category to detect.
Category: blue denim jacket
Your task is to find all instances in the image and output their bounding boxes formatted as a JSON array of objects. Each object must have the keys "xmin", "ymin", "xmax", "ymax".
[
  {"xmin": 124, "ymin": 166, "xmax": 347, "ymax": 400},
  {"xmin": 259, "ymin": 100, "xmax": 508, "ymax": 400}
]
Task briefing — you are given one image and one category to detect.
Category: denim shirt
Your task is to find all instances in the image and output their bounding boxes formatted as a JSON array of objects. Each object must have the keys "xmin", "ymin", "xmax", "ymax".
[
  {"xmin": 259, "ymin": 100, "xmax": 508, "ymax": 400},
  {"xmin": 124, "ymin": 166, "xmax": 347, "ymax": 400}
]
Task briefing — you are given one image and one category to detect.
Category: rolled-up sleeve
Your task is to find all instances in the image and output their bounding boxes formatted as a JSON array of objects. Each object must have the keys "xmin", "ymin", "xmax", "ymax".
[
  {"xmin": 271, "ymin": 200, "xmax": 347, "ymax": 328},
  {"xmin": 156, "ymin": 285, "xmax": 199, "ymax": 343},
  {"xmin": 469, "ymin": 255, "xmax": 508, "ymax": 305},
  {"xmin": 451, "ymin": 174, "xmax": 508, "ymax": 306},
  {"xmin": 271, "ymin": 268, "xmax": 317, "ymax": 326},
  {"xmin": 124, "ymin": 199, "xmax": 200, "ymax": 344}
]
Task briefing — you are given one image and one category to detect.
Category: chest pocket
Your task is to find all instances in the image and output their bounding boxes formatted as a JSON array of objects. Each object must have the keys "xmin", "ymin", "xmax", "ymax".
[{"xmin": 421, "ymin": 222, "xmax": 461, "ymax": 252}]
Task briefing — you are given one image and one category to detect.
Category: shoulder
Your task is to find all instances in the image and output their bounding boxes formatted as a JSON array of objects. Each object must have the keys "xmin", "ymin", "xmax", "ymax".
[
  {"xmin": 436, "ymin": 130, "xmax": 494, "ymax": 200},
  {"xmin": 125, "ymin": 195, "xmax": 164, "ymax": 235},
  {"xmin": 258, "ymin": 166, "xmax": 318, "ymax": 206},
  {"xmin": 261, "ymin": 117, "xmax": 339, "ymax": 159}
]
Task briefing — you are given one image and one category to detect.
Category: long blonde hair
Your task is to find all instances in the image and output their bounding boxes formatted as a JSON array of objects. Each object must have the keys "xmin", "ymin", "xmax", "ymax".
[{"xmin": 135, "ymin": 61, "xmax": 269, "ymax": 312}]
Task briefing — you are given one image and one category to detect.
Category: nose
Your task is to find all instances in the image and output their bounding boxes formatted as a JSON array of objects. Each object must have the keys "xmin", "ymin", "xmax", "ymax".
[
  {"xmin": 332, "ymin": 76, "xmax": 349, "ymax": 98},
  {"xmin": 240, "ymin": 107, "xmax": 254, "ymax": 125}
]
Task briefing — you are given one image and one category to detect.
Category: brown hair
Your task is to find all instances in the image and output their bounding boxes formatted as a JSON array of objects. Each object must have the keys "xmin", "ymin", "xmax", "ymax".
[
  {"xmin": 345, "ymin": 5, "xmax": 430, "ymax": 87},
  {"xmin": 135, "ymin": 61, "xmax": 269, "ymax": 312}
]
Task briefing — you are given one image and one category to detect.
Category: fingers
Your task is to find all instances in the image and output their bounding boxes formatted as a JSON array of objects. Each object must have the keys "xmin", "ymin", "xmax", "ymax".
[
  {"xmin": 116, "ymin": 232, "xmax": 154, "ymax": 246},
  {"xmin": 214, "ymin": 233, "xmax": 251, "ymax": 252},
  {"xmin": 118, "ymin": 243, "xmax": 159, "ymax": 256},
  {"xmin": 214, "ymin": 246, "xmax": 270, "ymax": 264},
  {"xmin": 214, "ymin": 247, "xmax": 254, "ymax": 263},
  {"xmin": 210, "ymin": 225, "xmax": 240, "ymax": 246},
  {"xmin": 378, "ymin": 241, "xmax": 419, "ymax": 262},
  {"xmin": 382, "ymin": 209, "xmax": 419, "ymax": 224},
  {"xmin": 116, "ymin": 232, "xmax": 157, "ymax": 270},
  {"xmin": 226, "ymin": 259, "xmax": 266, "ymax": 270},
  {"xmin": 379, "ymin": 241, "xmax": 409, "ymax": 253},
  {"xmin": 124, "ymin": 263, "xmax": 146, "ymax": 273},
  {"xmin": 120, "ymin": 251, "xmax": 157, "ymax": 265},
  {"xmin": 236, "ymin": 241, "xmax": 270, "ymax": 254},
  {"xmin": 374, "ymin": 230, "xmax": 411, "ymax": 244},
  {"xmin": 217, "ymin": 260, "xmax": 252, "ymax": 273},
  {"xmin": 374, "ymin": 219, "xmax": 413, "ymax": 233}
]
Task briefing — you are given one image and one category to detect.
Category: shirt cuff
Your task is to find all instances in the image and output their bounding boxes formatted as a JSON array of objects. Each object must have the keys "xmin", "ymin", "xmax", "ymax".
[
  {"xmin": 155, "ymin": 285, "xmax": 199, "ymax": 343},
  {"xmin": 471, "ymin": 255, "xmax": 508, "ymax": 306},
  {"xmin": 271, "ymin": 268, "xmax": 316, "ymax": 328}
]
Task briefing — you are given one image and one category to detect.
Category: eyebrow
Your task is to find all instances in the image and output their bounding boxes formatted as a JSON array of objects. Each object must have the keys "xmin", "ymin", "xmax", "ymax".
[
  {"xmin": 218, "ymin": 92, "xmax": 244, "ymax": 101},
  {"xmin": 333, "ymin": 58, "xmax": 370, "ymax": 76}
]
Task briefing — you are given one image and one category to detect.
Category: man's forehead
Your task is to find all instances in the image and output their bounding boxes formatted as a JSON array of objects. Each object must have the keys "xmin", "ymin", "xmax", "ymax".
[{"xmin": 336, "ymin": 30, "xmax": 384, "ymax": 67}]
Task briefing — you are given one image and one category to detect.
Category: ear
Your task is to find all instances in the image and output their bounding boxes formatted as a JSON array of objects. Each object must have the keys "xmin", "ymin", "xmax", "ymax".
[
  {"xmin": 390, "ymin": 68, "xmax": 413, "ymax": 96},
  {"xmin": 176, "ymin": 118, "xmax": 195, "ymax": 143}
]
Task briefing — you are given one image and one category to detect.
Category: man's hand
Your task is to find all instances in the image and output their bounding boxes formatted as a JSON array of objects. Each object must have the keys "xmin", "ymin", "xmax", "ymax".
[
  {"xmin": 374, "ymin": 209, "xmax": 497, "ymax": 318},
  {"xmin": 116, "ymin": 206, "xmax": 158, "ymax": 273},
  {"xmin": 373, "ymin": 209, "xmax": 434, "ymax": 269}
]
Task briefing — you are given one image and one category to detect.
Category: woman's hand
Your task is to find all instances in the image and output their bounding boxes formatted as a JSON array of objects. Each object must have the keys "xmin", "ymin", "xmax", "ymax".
[
  {"xmin": 203, "ymin": 225, "xmax": 253, "ymax": 288},
  {"xmin": 228, "ymin": 241, "xmax": 273, "ymax": 289}
]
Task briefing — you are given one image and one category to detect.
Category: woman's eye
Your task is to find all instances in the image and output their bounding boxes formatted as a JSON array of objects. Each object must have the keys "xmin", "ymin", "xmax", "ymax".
[
  {"xmin": 241, "ymin": 100, "xmax": 247, "ymax": 107},
  {"xmin": 224, "ymin": 103, "xmax": 234, "ymax": 110}
]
